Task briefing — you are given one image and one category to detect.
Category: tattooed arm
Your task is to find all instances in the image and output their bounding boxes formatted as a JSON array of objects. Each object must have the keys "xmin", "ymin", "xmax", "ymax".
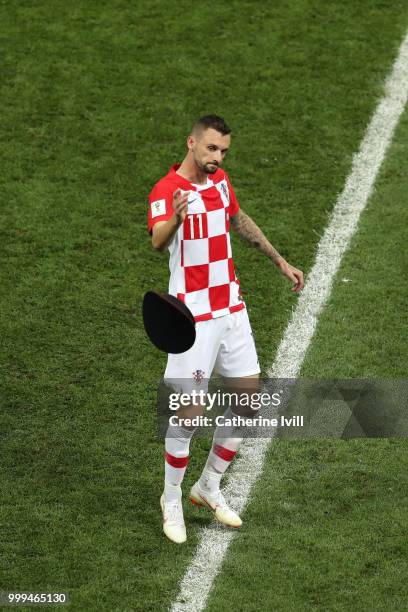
[
  {"xmin": 230, "ymin": 209, "xmax": 283, "ymax": 264},
  {"xmin": 230, "ymin": 209, "xmax": 304, "ymax": 292}
]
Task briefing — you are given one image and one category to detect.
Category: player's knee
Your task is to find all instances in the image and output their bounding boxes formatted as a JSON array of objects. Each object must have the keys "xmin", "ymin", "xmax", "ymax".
[{"xmin": 172, "ymin": 402, "xmax": 206, "ymax": 430}]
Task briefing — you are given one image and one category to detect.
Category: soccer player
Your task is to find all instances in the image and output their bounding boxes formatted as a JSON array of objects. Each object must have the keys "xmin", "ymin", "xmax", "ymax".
[{"xmin": 148, "ymin": 115, "xmax": 304, "ymax": 543}]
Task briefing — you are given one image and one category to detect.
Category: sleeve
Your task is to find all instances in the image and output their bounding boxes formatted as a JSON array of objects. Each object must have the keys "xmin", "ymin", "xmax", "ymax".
[
  {"xmin": 147, "ymin": 182, "xmax": 174, "ymax": 234},
  {"xmin": 224, "ymin": 172, "xmax": 240, "ymax": 217}
]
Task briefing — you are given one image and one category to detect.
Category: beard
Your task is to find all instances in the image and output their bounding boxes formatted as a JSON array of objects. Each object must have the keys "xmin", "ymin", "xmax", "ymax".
[
  {"xmin": 202, "ymin": 161, "xmax": 218, "ymax": 174},
  {"xmin": 195, "ymin": 156, "xmax": 218, "ymax": 174}
]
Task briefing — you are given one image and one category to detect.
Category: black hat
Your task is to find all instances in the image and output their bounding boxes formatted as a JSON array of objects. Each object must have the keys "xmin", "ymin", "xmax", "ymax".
[{"xmin": 142, "ymin": 291, "xmax": 196, "ymax": 354}]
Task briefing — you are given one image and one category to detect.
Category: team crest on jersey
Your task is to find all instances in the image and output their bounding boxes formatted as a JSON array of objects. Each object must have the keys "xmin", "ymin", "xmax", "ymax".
[
  {"xmin": 192, "ymin": 369, "xmax": 205, "ymax": 384},
  {"xmin": 220, "ymin": 181, "xmax": 229, "ymax": 202}
]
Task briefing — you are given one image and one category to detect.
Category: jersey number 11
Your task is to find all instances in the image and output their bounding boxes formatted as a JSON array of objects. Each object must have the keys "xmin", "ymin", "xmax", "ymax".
[{"xmin": 188, "ymin": 214, "xmax": 203, "ymax": 239}]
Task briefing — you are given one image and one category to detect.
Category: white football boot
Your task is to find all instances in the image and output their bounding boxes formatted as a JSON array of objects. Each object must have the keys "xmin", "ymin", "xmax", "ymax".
[
  {"xmin": 189, "ymin": 482, "xmax": 242, "ymax": 528},
  {"xmin": 160, "ymin": 494, "xmax": 187, "ymax": 544}
]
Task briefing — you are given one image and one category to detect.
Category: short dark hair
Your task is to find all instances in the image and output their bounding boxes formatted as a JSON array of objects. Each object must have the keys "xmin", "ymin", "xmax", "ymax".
[{"xmin": 192, "ymin": 115, "xmax": 231, "ymax": 136}]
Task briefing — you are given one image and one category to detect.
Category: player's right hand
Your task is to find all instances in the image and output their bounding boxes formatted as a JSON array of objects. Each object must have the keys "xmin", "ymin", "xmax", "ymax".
[{"xmin": 172, "ymin": 189, "xmax": 188, "ymax": 223}]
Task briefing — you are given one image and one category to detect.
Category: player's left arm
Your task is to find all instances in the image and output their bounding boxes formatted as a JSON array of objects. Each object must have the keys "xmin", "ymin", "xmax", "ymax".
[{"xmin": 230, "ymin": 209, "xmax": 304, "ymax": 292}]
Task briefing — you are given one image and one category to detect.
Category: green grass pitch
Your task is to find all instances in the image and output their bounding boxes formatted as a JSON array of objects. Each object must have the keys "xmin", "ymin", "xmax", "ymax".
[{"xmin": 1, "ymin": 1, "xmax": 407, "ymax": 610}]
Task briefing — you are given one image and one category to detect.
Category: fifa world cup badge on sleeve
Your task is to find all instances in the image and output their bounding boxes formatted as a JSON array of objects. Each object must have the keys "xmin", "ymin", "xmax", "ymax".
[{"xmin": 151, "ymin": 199, "xmax": 166, "ymax": 218}]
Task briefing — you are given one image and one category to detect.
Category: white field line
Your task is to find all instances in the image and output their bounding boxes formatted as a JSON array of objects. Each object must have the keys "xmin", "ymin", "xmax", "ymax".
[{"xmin": 170, "ymin": 30, "xmax": 408, "ymax": 612}]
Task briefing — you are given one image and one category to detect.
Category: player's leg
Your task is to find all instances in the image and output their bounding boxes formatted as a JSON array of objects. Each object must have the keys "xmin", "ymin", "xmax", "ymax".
[
  {"xmin": 197, "ymin": 373, "xmax": 259, "ymax": 493},
  {"xmin": 200, "ymin": 308, "xmax": 260, "ymax": 492},
  {"xmin": 159, "ymin": 417, "xmax": 197, "ymax": 544},
  {"xmin": 160, "ymin": 317, "xmax": 223, "ymax": 543},
  {"xmin": 190, "ymin": 309, "xmax": 260, "ymax": 527}
]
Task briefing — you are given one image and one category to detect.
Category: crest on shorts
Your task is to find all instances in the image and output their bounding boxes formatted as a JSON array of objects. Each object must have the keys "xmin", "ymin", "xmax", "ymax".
[{"xmin": 192, "ymin": 369, "xmax": 205, "ymax": 384}]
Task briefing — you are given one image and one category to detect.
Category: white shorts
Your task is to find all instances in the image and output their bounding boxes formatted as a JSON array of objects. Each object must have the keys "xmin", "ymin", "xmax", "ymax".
[{"xmin": 164, "ymin": 308, "xmax": 260, "ymax": 387}]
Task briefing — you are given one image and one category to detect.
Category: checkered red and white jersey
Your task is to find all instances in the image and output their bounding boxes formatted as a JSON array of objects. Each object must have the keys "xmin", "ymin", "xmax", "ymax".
[{"xmin": 148, "ymin": 164, "xmax": 245, "ymax": 322}]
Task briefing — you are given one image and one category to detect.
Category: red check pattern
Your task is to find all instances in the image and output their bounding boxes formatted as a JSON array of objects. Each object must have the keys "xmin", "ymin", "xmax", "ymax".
[{"xmin": 148, "ymin": 165, "xmax": 245, "ymax": 322}]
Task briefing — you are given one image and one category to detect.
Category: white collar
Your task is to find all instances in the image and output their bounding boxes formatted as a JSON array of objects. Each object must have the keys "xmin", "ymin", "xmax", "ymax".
[{"xmin": 191, "ymin": 178, "xmax": 214, "ymax": 191}]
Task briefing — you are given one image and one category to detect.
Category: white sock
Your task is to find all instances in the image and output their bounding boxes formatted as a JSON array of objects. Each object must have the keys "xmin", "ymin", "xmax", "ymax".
[
  {"xmin": 199, "ymin": 406, "xmax": 243, "ymax": 494},
  {"xmin": 164, "ymin": 422, "xmax": 195, "ymax": 502}
]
